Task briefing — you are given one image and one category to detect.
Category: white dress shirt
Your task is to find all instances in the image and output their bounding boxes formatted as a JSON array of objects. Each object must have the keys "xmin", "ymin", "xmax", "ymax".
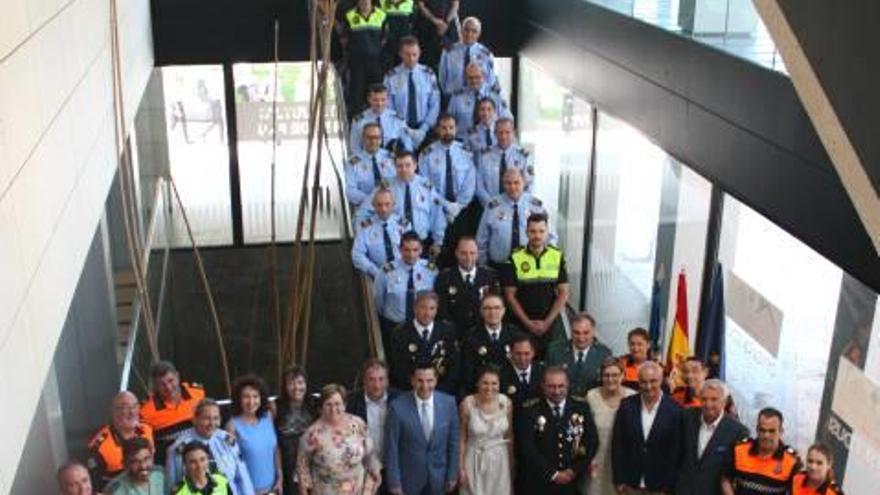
[
  {"xmin": 698, "ymin": 412, "xmax": 724, "ymax": 458},
  {"xmin": 459, "ymin": 266, "xmax": 477, "ymax": 284},
  {"xmin": 485, "ymin": 324, "xmax": 502, "ymax": 341},
  {"xmin": 572, "ymin": 344, "xmax": 591, "ymax": 363},
  {"xmin": 365, "ymin": 393, "xmax": 388, "ymax": 463},
  {"xmin": 414, "ymin": 320, "xmax": 434, "ymax": 341},
  {"xmin": 514, "ymin": 364, "xmax": 532, "ymax": 384},
  {"xmin": 639, "ymin": 395, "xmax": 662, "ymax": 488},
  {"xmin": 546, "ymin": 398, "xmax": 566, "ymax": 417},
  {"xmin": 416, "ymin": 393, "xmax": 434, "ymax": 439}
]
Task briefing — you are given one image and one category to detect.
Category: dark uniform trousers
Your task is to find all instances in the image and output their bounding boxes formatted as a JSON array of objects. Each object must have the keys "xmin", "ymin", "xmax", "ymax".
[
  {"xmin": 460, "ymin": 323, "xmax": 519, "ymax": 396},
  {"xmin": 388, "ymin": 320, "xmax": 460, "ymax": 394},
  {"xmin": 515, "ymin": 396, "xmax": 599, "ymax": 495},
  {"xmin": 435, "ymin": 266, "xmax": 500, "ymax": 341}
]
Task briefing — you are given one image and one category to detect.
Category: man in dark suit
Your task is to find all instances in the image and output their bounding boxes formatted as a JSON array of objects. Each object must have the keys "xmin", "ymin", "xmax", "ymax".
[
  {"xmin": 500, "ymin": 332, "xmax": 545, "ymax": 408},
  {"xmin": 388, "ymin": 291, "xmax": 460, "ymax": 394},
  {"xmin": 435, "ymin": 236, "xmax": 500, "ymax": 341},
  {"xmin": 675, "ymin": 379, "xmax": 748, "ymax": 495},
  {"xmin": 545, "ymin": 312, "xmax": 612, "ymax": 398},
  {"xmin": 612, "ymin": 360, "xmax": 683, "ymax": 494},
  {"xmin": 515, "ymin": 366, "xmax": 599, "ymax": 494},
  {"xmin": 460, "ymin": 293, "xmax": 520, "ymax": 395},
  {"xmin": 385, "ymin": 363, "xmax": 460, "ymax": 495},
  {"xmin": 347, "ymin": 359, "xmax": 401, "ymax": 495}
]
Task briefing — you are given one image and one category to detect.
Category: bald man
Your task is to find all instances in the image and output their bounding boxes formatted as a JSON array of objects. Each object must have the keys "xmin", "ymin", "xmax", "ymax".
[
  {"xmin": 57, "ymin": 461, "xmax": 94, "ymax": 495},
  {"xmin": 86, "ymin": 391, "xmax": 154, "ymax": 490},
  {"xmin": 612, "ymin": 361, "xmax": 683, "ymax": 494}
]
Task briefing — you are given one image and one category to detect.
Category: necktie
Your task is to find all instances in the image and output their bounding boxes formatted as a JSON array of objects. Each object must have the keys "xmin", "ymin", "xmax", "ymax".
[
  {"xmin": 405, "ymin": 268, "xmax": 415, "ymax": 321},
  {"xmin": 422, "ymin": 329, "xmax": 430, "ymax": 341},
  {"xmin": 372, "ymin": 155, "xmax": 382, "ymax": 184},
  {"xmin": 465, "ymin": 273, "xmax": 472, "ymax": 286},
  {"xmin": 484, "ymin": 127, "xmax": 492, "ymax": 149},
  {"xmin": 520, "ymin": 371, "xmax": 528, "ymax": 385},
  {"xmin": 382, "ymin": 222, "xmax": 394, "ymax": 263},
  {"xmin": 375, "ymin": 114, "xmax": 383, "ymax": 144},
  {"xmin": 420, "ymin": 401, "xmax": 432, "ymax": 440},
  {"xmin": 462, "ymin": 45, "xmax": 471, "ymax": 84},
  {"xmin": 510, "ymin": 202, "xmax": 521, "ymax": 252},
  {"xmin": 491, "ymin": 332, "xmax": 499, "ymax": 343},
  {"xmin": 498, "ymin": 151, "xmax": 507, "ymax": 193},
  {"xmin": 577, "ymin": 351, "xmax": 585, "ymax": 366},
  {"xmin": 407, "ymin": 71, "xmax": 419, "ymax": 128},
  {"xmin": 444, "ymin": 149, "xmax": 455, "ymax": 202},
  {"xmin": 553, "ymin": 404, "xmax": 561, "ymax": 419},
  {"xmin": 404, "ymin": 182, "xmax": 414, "ymax": 224}
]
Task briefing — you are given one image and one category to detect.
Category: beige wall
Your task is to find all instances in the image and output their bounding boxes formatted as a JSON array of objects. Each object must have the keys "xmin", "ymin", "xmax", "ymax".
[{"xmin": 0, "ymin": 0, "xmax": 154, "ymax": 490}]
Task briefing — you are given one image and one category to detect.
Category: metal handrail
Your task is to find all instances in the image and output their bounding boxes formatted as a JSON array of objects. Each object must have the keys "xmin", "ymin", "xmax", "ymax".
[{"xmin": 119, "ymin": 177, "xmax": 172, "ymax": 392}]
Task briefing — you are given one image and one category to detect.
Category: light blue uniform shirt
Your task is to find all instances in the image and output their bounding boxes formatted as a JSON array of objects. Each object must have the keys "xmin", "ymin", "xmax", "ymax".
[
  {"xmin": 165, "ymin": 428, "xmax": 254, "ymax": 495},
  {"xmin": 475, "ymin": 144, "xmax": 534, "ymax": 206},
  {"xmin": 350, "ymin": 107, "xmax": 414, "ymax": 154},
  {"xmin": 438, "ymin": 41, "xmax": 498, "ymax": 96},
  {"xmin": 352, "ymin": 213, "xmax": 411, "ymax": 278},
  {"xmin": 384, "ymin": 63, "xmax": 441, "ymax": 147},
  {"xmin": 355, "ymin": 176, "xmax": 447, "ymax": 243},
  {"xmin": 476, "ymin": 193, "xmax": 558, "ymax": 264},
  {"xmin": 466, "ymin": 120, "xmax": 497, "ymax": 157},
  {"xmin": 345, "ymin": 148, "xmax": 396, "ymax": 207},
  {"xmin": 373, "ymin": 258, "xmax": 438, "ymax": 322},
  {"xmin": 418, "ymin": 140, "xmax": 476, "ymax": 213},
  {"xmin": 447, "ymin": 85, "xmax": 511, "ymax": 140}
]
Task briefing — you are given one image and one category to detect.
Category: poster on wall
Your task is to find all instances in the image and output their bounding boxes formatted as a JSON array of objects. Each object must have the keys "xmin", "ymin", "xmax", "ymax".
[{"xmin": 815, "ymin": 274, "xmax": 879, "ymax": 493}]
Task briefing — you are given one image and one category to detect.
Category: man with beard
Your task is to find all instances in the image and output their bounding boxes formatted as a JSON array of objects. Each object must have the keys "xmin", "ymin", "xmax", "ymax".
[{"xmin": 104, "ymin": 437, "xmax": 165, "ymax": 494}]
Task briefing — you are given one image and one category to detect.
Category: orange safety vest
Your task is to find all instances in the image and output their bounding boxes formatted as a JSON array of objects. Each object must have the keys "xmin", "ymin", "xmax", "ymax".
[
  {"xmin": 87, "ymin": 423, "xmax": 154, "ymax": 481},
  {"xmin": 141, "ymin": 382, "xmax": 205, "ymax": 444},
  {"xmin": 619, "ymin": 355, "xmax": 645, "ymax": 389},
  {"xmin": 791, "ymin": 472, "xmax": 844, "ymax": 495},
  {"xmin": 731, "ymin": 439, "xmax": 801, "ymax": 494},
  {"xmin": 671, "ymin": 386, "xmax": 702, "ymax": 408}
]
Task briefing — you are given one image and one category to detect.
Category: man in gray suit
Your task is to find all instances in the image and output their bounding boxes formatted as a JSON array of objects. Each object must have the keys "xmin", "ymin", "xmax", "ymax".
[
  {"xmin": 675, "ymin": 379, "xmax": 748, "ymax": 495},
  {"xmin": 546, "ymin": 313, "xmax": 612, "ymax": 397},
  {"xmin": 385, "ymin": 363, "xmax": 460, "ymax": 495}
]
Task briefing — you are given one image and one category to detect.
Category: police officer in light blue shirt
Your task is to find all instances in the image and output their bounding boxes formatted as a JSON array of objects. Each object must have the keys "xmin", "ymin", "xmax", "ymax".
[
  {"xmin": 374, "ymin": 231, "xmax": 438, "ymax": 333},
  {"xmin": 352, "ymin": 188, "xmax": 412, "ymax": 278},
  {"xmin": 418, "ymin": 114, "xmax": 476, "ymax": 218},
  {"xmin": 476, "ymin": 167, "xmax": 556, "ymax": 266},
  {"xmin": 447, "ymin": 63, "xmax": 511, "ymax": 141},
  {"xmin": 355, "ymin": 151, "xmax": 447, "ymax": 252},
  {"xmin": 384, "ymin": 36, "xmax": 441, "ymax": 149},
  {"xmin": 165, "ymin": 398, "xmax": 254, "ymax": 495},
  {"xmin": 476, "ymin": 118, "xmax": 534, "ymax": 206},
  {"xmin": 346, "ymin": 122, "xmax": 397, "ymax": 207},
  {"xmin": 350, "ymin": 83, "xmax": 414, "ymax": 154},
  {"xmin": 438, "ymin": 17, "xmax": 498, "ymax": 96},
  {"xmin": 466, "ymin": 97, "xmax": 499, "ymax": 157}
]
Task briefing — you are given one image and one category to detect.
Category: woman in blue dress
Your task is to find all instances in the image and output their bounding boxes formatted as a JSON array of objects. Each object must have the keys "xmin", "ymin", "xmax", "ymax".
[{"xmin": 226, "ymin": 375, "xmax": 282, "ymax": 494}]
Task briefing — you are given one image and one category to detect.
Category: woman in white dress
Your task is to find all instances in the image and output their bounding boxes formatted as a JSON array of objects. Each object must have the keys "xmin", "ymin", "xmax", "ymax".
[
  {"xmin": 459, "ymin": 365, "xmax": 514, "ymax": 495},
  {"xmin": 583, "ymin": 358, "xmax": 636, "ymax": 495}
]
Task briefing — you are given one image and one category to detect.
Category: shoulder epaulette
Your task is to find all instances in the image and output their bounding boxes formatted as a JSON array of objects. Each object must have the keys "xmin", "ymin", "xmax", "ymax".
[
  {"xmin": 382, "ymin": 262, "xmax": 395, "ymax": 273},
  {"xmin": 487, "ymin": 198, "xmax": 500, "ymax": 209},
  {"xmin": 379, "ymin": 179, "xmax": 391, "ymax": 188},
  {"xmin": 349, "ymin": 155, "xmax": 362, "ymax": 165},
  {"xmin": 223, "ymin": 432, "xmax": 236, "ymax": 447},
  {"xmin": 530, "ymin": 197, "xmax": 543, "ymax": 206},
  {"xmin": 522, "ymin": 398, "xmax": 540, "ymax": 408},
  {"xmin": 427, "ymin": 261, "xmax": 437, "ymax": 271},
  {"xmin": 361, "ymin": 218, "xmax": 372, "ymax": 229},
  {"xmin": 520, "ymin": 148, "xmax": 530, "ymax": 157},
  {"xmin": 421, "ymin": 64, "xmax": 435, "ymax": 75}
]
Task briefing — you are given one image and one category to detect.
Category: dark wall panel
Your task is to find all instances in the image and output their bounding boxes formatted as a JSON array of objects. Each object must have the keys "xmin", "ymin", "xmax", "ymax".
[{"xmin": 521, "ymin": 0, "xmax": 880, "ymax": 292}]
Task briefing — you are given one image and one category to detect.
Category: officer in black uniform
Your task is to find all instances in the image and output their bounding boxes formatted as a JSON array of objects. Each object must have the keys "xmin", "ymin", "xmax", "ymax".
[
  {"xmin": 500, "ymin": 333, "xmax": 545, "ymax": 409},
  {"xmin": 342, "ymin": 0, "xmax": 387, "ymax": 116},
  {"xmin": 460, "ymin": 293, "xmax": 520, "ymax": 396},
  {"xmin": 515, "ymin": 366, "xmax": 599, "ymax": 495},
  {"xmin": 435, "ymin": 236, "xmax": 499, "ymax": 341},
  {"xmin": 388, "ymin": 291, "xmax": 460, "ymax": 395}
]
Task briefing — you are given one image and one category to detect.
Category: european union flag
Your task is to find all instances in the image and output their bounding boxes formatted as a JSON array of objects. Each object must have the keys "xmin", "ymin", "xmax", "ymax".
[{"xmin": 696, "ymin": 263, "xmax": 726, "ymax": 379}]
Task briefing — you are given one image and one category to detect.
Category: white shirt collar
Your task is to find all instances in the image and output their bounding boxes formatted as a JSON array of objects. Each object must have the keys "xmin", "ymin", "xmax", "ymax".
[
  {"xmin": 515, "ymin": 364, "xmax": 532, "ymax": 375},
  {"xmin": 415, "ymin": 392, "xmax": 434, "ymax": 408},
  {"xmin": 641, "ymin": 393, "xmax": 663, "ymax": 413},
  {"xmin": 459, "ymin": 266, "xmax": 477, "ymax": 280},
  {"xmin": 701, "ymin": 412, "xmax": 724, "ymax": 430},
  {"xmin": 572, "ymin": 344, "xmax": 591, "ymax": 356},
  {"xmin": 547, "ymin": 399, "xmax": 566, "ymax": 413},
  {"xmin": 414, "ymin": 320, "xmax": 434, "ymax": 335},
  {"xmin": 366, "ymin": 392, "xmax": 388, "ymax": 405}
]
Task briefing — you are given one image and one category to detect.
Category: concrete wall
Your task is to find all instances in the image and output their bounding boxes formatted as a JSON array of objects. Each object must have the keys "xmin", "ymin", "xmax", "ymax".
[{"xmin": 0, "ymin": 0, "xmax": 154, "ymax": 490}]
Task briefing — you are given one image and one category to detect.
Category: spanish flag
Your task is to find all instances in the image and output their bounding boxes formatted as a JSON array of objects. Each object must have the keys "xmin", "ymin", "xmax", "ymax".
[{"xmin": 666, "ymin": 270, "xmax": 689, "ymax": 376}]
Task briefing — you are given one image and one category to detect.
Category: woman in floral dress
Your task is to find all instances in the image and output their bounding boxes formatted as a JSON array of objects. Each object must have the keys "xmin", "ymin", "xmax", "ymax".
[{"xmin": 297, "ymin": 384, "xmax": 381, "ymax": 495}]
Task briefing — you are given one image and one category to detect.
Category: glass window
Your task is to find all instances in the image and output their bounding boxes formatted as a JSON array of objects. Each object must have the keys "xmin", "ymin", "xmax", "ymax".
[
  {"xmin": 494, "ymin": 57, "xmax": 514, "ymax": 103},
  {"xmin": 234, "ymin": 62, "xmax": 345, "ymax": 244},
  {"xmin": 161, "ymin": 65, "xmax": 232, "ymax": 246},
  {"xmin": 518, "ymin": 57, "xmax": 594, "ymax": 306},
  {"xmin": 719, "ymin": 195, "xmax": 842, "ymax": 452},
  {"xmin": 587, "ymin": 112, "xmax": 711, "ymax": 354}
]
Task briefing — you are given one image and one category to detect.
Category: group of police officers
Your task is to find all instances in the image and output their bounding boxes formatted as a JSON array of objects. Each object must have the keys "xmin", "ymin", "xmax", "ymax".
[{"xmin": 56, "ymin": 3, "xmax": 844, "ymax": 495}]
